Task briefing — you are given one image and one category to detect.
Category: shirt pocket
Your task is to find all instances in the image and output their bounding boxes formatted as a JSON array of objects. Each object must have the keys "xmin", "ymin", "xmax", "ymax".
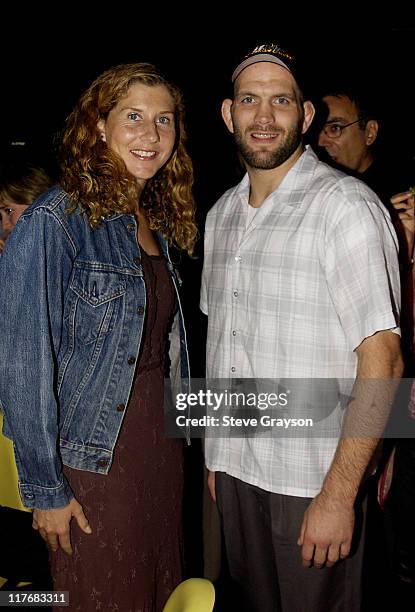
[{"xmin": 70, "ymin": 264, "xmax": 127, "ymax": 345}]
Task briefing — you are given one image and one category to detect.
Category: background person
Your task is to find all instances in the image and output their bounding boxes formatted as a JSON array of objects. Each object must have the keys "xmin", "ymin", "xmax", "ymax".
[
  {"xmin": 0, "ymin": 163, "xmax": 52, "ymax": 253},
  {"xmin": 317, "ymin": 82, "xmax": 414, "ymax": 211}
]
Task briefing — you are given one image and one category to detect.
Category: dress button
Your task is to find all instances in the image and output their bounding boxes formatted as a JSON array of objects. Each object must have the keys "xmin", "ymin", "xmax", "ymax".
[
  {"xmin": 127, "ymin": 356, "xmax": 136, "ymax": 365},
  {"xmin": 116, "ymin": 403, "xmax": 125, "ymax": 412},
  {"xmin": 233, "ymin": 291, "xmax": 238, "ymax": 297},
  {"xmin": 133, "ymin": 257, "xmax": 142, "ymax": 265},
  {"xmin": 127, "ymin": 223, "xmax": 135, "ymax": 231},
  {"xmin": 137, "ymin": 306, "xmax": 145, "ymax": 315},
  {"xmin": 97, "ymin": 459, "xmax": 109, "ymax": 468}
]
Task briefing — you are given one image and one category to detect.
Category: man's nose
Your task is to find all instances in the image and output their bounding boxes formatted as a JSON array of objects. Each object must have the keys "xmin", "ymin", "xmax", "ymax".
[{"xmin": 254, "ymin": 102, "xmax": 274, "ymax": 125}]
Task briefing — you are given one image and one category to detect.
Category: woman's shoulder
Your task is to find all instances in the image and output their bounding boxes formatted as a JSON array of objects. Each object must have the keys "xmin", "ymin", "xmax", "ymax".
[{"xmin": 24, "ymin": 185, "xmax": 70, "ymax": 218}]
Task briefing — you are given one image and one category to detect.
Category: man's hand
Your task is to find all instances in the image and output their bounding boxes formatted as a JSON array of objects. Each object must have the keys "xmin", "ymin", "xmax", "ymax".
[
  {"xmin": 298, "ymin": 490, "xmax": 354, "ymax": 568},
  {"xmin": 32, "ymin": 497, "xmax": 92, "ymax": 555},
  {"xmin": 207, "ymin": 470, "xmax": 216, "ymax": 503}
]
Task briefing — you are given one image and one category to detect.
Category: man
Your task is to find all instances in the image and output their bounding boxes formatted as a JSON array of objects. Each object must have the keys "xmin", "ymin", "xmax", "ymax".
[
  {"xmin": 317, "ymin": 86, "xmax": 413, "ymax": 209},
  {"xmin": 200, "ymin": 43, "xmax": 403, "ymax": 611}
]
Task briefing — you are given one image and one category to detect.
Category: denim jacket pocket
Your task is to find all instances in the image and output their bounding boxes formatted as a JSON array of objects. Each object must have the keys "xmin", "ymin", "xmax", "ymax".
[{"xmin": 70, "ymin": 263, "xmax": 127, "ymax": 345}]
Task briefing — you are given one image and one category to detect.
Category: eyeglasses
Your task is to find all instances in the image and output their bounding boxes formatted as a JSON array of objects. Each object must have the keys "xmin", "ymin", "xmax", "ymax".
[{"xmin": 321, "ymin": 119, "xmax": 362, "ymax": 139}]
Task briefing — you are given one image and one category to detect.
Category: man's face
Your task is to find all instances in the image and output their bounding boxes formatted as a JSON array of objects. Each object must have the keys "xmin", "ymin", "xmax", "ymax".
[
  {"xmin": 222, "ymin": 63, "xmax": 308, "ymax": 170},
  {"xmin": 318, "ymin": 95, "xmax": 372, "ymax": 173}
]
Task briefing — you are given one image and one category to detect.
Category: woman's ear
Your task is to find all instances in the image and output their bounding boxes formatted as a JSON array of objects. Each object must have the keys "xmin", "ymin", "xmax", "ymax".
[{"xmin": 97, "ymin": 119, "xmax": 106, "ymax": 142}]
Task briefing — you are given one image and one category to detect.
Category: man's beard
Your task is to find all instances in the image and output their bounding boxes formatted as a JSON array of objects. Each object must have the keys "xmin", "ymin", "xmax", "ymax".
[{"xmin": 233, "ymin": 120, "xmax": 303, "ymax": 170}]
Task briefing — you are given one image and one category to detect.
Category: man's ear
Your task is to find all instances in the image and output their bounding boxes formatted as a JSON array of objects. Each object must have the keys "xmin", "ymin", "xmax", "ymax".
[
  {"xmin": 301, "ymin": 101, "xmax": 315, "ymax": 135},
  {"xmin": 221, "ymin": 99, "xmax": 234, "ymax": 134},
  {"xmin": 97, "ymin": 118, "xmax": 107, "ymax": 142},
  {"xmin": 365, "ymin": 120, "xmax": 379, "ymax": 146}
]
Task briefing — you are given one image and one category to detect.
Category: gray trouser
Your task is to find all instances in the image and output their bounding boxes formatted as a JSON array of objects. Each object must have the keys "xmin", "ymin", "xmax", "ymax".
[{"xmin": 216, "ymin": 472, "xmax": 366, "ymax": 612}]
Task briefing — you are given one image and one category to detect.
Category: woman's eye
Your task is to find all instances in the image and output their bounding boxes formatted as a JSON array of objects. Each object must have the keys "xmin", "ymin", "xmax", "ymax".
[
  {"xmin": 128, "ymin": 112, "xmax": 140, "ymax": 121},
  {"xmin": 5, "ymin": 208, "xmax": 13, "ymax": 216},
  {"xmin": 157, "ymin": 116, "xmax": 171, "ymax": 125}
]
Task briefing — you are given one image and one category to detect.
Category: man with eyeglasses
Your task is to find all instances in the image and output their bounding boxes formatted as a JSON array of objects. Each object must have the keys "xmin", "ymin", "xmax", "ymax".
[
  {"xmin": 317, "ymin": 85, "xmax": 413, "ymax": 210},
  {"xmin": 319, "ymin": 83, "xmax": 415, "ymax": 604},
  {"xmin": 318, "ymin": 91, "xmax": 378, "ymax": 174}
]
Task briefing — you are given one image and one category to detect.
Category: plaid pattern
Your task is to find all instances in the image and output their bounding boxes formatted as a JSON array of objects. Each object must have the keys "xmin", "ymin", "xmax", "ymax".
[{"xmin": 200, "ymin": 147, "xmax": 401, "ymax": 497}]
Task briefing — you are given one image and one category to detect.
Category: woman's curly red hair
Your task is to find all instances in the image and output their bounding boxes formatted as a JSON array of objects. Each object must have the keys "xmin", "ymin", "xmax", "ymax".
[{"xmin": 61, "ymin": 63, "xmax": 196, "ymax": 254}]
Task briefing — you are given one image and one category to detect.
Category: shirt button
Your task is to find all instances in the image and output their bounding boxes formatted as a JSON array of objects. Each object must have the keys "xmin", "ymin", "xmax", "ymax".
[
  {"xmin": 97, "ymin": 459, "xmax": 109, "ymax": 468},
  {"xmin": 231, "ymin": 366, "xmax": 236, "ymax": 372},
  {"xmin": 137, "ymin": 306, "xmax": 145, "ymax": 315},
  {"xmin": 233, "ymin": 291, "xmax": 238, "ymax": 297},
  {"xmin": 127, "ymin": 356, "xmax": 136, "ymax": 365},
  {"xmin": 133, "ymin": 257, "xmax": 141, "ymax": 265},
  {"xmin": 232, "ymin": 330, "xmax": 237, "ymax": 336},
  {"xmin": 234, "ymin": 255, "xmax": 242, "ymax": 262},
  {"xmin": 116, "ymin": 403, "xmax": 125, "ymax": 412},
  {"xmin": 127, "ymin": 223, "xmax": 135, "ymax": 231}
]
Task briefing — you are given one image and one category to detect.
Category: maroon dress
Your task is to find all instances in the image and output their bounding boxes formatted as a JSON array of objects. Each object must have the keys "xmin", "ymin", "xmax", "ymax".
[{"xmin": 51, "ymin": 249, "xmax": 183, "ymax": 612}]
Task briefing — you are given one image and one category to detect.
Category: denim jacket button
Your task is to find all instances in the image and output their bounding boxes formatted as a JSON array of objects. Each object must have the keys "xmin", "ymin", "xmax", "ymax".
[
  {"xmin": 116, "ymin": 403, "xmax": 125, "ymax": 412},
  {"xmin": 133, "ymin": 257, "xmax": 141, "ymax": 265},
  {"xmin": 97, "ymin": 459, "xmax": 109, "ymax": 468},
  {"xmin": 24, "ymin": 493, "xmax": 34, "ymax": 500},
  {"xmin": 137, "ymin": 306, "xmax": 145, "ymax": 315},
  {"xmin": 127, "ymin": 356, "xmax": 136, "ymax": 365},
  {"xmin": 127, "ymin": 223, "xmax": 135, "ymax": 231}
]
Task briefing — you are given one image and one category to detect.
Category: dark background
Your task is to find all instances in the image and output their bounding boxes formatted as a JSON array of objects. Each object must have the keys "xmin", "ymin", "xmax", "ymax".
[{"xmin": 1, "ymin": 20, "xmax": 414, "ymax": 198}]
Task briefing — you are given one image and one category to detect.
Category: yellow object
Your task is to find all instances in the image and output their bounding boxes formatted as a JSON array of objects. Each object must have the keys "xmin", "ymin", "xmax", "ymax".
[
  {"xmin": 163, "ymin": 578, "xmax": 215, "ymax": 612},
  {"xmin": 0, "ymin": 411, "xmax": 30, "ymax": 512}
]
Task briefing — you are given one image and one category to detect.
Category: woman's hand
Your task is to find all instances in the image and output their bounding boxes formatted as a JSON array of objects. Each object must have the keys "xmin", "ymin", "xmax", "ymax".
[
  {"xmin": 390, "ymin": 190, "xmax": 415, "ymax": 263},
  {"xmin": 32, "ymin": 497, "xmax": 92, "ymax": 555}
]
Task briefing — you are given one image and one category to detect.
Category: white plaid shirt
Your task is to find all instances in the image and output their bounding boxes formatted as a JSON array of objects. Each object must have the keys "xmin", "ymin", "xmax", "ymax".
[{"xmin": 200, "ymin": 146, "xmax": 401, "ymax": 497}]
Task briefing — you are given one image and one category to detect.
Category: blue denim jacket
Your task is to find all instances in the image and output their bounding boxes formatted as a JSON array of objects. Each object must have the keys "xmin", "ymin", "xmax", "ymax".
[{"xmin": 0, "ymin": 186, "xmax": 190, "ymax": 509}]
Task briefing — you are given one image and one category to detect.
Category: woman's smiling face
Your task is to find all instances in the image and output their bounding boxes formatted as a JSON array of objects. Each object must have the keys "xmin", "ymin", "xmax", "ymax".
[{"xmin": 97, "ymin": 82, "xmax": 176, "ymax": 188}]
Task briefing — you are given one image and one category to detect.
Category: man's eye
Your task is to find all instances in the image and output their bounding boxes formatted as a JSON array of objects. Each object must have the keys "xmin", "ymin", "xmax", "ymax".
[
  {"xmin": 241, "ymin": 96, "xmax": 255, "ymax": 104},
  {"xmin": 128, "ymin": 112, "xmax": 140, "ymax": 121},
  {"xmin": 328, "ymin": 124, "xmax": 342, "ymax": 135},
  {"xmin": 275, "ymin": 97, "xmax": 289, "ymax": 105}
]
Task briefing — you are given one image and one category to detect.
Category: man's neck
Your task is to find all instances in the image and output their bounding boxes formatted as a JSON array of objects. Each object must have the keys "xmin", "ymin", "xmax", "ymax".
[
  {"xmin": 357, "ymin": 152, "xmax": 374, "ymax": 175},
  {"xmin": 247, "ymin": 145, "xmax": 304, "ymax": 208}
]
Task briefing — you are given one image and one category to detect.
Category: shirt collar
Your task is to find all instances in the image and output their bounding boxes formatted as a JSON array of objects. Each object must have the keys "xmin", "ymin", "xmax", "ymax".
[{"xmin": 236, "ymin": 145, "xmax": 320, "ymax": 207}]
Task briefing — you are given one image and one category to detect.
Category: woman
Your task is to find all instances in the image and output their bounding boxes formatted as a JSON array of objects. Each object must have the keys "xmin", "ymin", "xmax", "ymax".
[{"xmin": 0, "ymin": 63, "xmax": 197, "ymax": 611}]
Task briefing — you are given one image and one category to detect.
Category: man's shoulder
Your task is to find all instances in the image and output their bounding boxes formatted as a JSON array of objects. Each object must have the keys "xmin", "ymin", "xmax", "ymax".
[
  {"xmin": 311, "ymin": 159, "xmax": 386, "ymax": 214},
  {"xmin": 206, "ymin": 180, "xmax": 246, "ymax": 219}
]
